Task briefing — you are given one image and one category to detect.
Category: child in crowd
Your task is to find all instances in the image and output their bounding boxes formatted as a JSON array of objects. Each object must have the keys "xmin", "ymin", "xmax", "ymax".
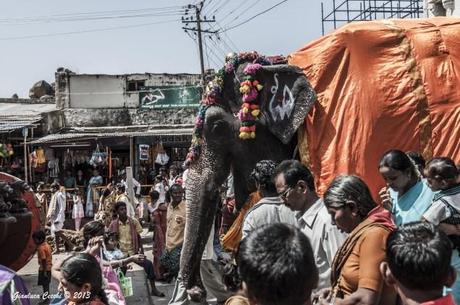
[
  {"xmin": 381, "ymin": 222, "xmax": 455, "ymax": 305},
  {"xmin": 236, "ymin": 223, "xmax": 318, "ymax": 305},
  {"xmin": 102, "ymin": 232, "xmax": 126, "ymax": 273},
  {"xmin": 72, "ymin": 189, "xmax": 85, "ymax": 231},
  {"xmin": 422, "ymin": 157, "xmax": 460, "ymax": 244},
  {"xmin": 60, "ymin": 253, "xmax": 109, "ymax": 305},
  {"xmin": 422, "ymin": 157, "xmax": 460, "ymax": 304},
  {"xmin": 33, "ymin": 230, "xmax": 52, "ymax": 304}
]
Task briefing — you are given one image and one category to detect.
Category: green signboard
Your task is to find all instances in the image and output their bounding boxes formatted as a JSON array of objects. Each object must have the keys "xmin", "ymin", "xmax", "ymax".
[{"xmin": 139, "ymin": 85, "xmax": 202, "ymax": 109}]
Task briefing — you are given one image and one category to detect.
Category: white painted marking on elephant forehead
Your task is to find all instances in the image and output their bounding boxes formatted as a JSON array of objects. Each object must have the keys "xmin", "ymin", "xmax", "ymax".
[{"xmin": 269, "ymin": 73, "xmax": 295, "ymax": 122}]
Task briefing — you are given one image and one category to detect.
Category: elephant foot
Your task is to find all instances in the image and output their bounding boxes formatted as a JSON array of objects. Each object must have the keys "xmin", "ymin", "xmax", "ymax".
[{"xmin": 187, "ymin": 286, "xmax": 206, "ymax": 303}]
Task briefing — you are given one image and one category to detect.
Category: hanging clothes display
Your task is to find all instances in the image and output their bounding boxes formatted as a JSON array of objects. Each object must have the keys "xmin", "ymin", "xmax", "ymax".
[
  {"xmin": 89, "ymin": 144, "xmax": 107, "ymax": 166},
  {"xmin": 155, "ymin": 143, "xmax": 169, "ymax": 166},
  {"xmin": 48, "ymin": 159, "xmax": 60, "ymax": 178}
]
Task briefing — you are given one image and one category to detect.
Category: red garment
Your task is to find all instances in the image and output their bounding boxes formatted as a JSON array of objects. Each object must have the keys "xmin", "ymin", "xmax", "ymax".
[
  {"xmin": 421, "ymin": 295, "xmax": 455, "ymax": 305},
  {"xmin": 109, "ymin": 217, "xmax": 140, "ymax": 254},
  {"xmin": 152, "ymin": 205, "xmax": 167, "ymax": 278},
  {"xmin": 367, "ymin": 206, "xmax": 396, "ymax": 230}
]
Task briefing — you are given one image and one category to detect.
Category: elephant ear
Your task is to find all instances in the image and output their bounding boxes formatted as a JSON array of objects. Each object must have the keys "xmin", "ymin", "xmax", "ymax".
[{"xmin": 257, "ymin": 65, "xmax": 316, "ymax": 144}]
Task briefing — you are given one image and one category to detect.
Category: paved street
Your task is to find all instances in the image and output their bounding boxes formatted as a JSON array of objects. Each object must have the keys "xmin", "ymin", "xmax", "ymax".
[{"xmin": 16, "ymin": 228, "xmax": 217, "ymax": 305}]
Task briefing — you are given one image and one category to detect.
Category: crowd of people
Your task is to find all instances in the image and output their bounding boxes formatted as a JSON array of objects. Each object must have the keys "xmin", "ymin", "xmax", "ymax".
[{"xmin": 6, "ymin": 148, "xmax": 460, "ymax": 305}]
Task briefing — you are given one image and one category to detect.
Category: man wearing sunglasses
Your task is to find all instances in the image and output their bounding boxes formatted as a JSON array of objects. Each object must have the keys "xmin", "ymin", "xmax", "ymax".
[
  {"xmin": 274, "ymin": 159, "xmax": 346, "ymax": 291},
  {"xmin": 241, "ymin": 160, "xmax": 297, "ymax": 239}
]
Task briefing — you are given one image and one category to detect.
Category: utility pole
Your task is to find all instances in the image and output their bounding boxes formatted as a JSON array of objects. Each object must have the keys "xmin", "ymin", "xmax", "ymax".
[{"xmin": 182, "ymin": 1, "xmax": 216, "ymax": 85}]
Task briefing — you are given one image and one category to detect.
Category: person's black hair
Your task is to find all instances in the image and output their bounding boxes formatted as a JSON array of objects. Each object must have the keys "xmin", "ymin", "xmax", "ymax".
[
  {"xmin": 324, "ymin": 175, "xmax": 376, "ymax": 218},
  {"xmin": 170, "ymin": 183, "xmax": 183, "ymax": 193},
  {"xmin": 222, "ymin": 260, "xmax": 241, "ymax": 293},
  {"xmin": 50, "ymin": 181, "xmax": 60, "ymax": 189},
  {"xmin": 386, "ymin": 221, "xmax": 452, "ymax": 290},
  {"xmin": 114, "ymin": 201, "xmax": 126, "ymax": 212},
  {"xmin": 32, "ymin": 230, "xmax": 46, "ymax": 243},
  {"xmin": 425, "ymin": 157, "xmax": 459, "ymax": 181},
  {"xmin": 154, "ymin": 174, "xmax": 163, "ymax": 182},
  {"xmin": 237, "ymin": 223, "xmax": 318, "ymax": 305},
  {"xmin": 250, "ymin": 160, "xmax": 278, "ymax": 194},
  {"xmin": 115, "ymin": 183, "xmax": 125, "ymax": 192},
  {"xmin": 102, "ymin": 187, "xmax": 112, "ymax": 198},
  {"xmin": 406, "ymin": 151, "xmax": 426, "ymax": 170},
  {"xmin": 273, "ymin": 159, "xmax": 315, "ymax": 192},
  {"xmin": 82, "ymin": 220, "xmax": 105, "ymax": 247},
  {"xmin": 379, "ymin": 149, "xmax": 418, "ymax": 178},
  {"xmin": 104, "ymin": 232, "xmax": 118, "ymax": 245},
  {"xmin": 61, "ymin": 253, "xmax": 109, "ymax": 305},
  {"xmin": 149, "ymin": 189, "xmax": 160, "ymax": 201}
]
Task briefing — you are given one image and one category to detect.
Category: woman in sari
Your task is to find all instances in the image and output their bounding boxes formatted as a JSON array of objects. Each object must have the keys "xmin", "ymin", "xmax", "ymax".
[
  {"xmin": 86, "ymin": 169, "xmax": 103, "ymax": 218},
  {"xmin": 378, "ymin": 150, "xmax": 434, "ymax": 226},
  {"xmin": 149, "ymin": 188, "xmax": 167, "ymax": 280},
  {"xmin": 319, "ymin": 175, "xmax": 397, "ymax": 305}
]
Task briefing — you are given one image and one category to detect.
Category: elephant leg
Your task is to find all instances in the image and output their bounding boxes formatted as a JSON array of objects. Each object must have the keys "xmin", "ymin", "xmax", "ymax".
[{"xmin": 180, "ymin": 146, "xmax": 231, "ymax": 301}]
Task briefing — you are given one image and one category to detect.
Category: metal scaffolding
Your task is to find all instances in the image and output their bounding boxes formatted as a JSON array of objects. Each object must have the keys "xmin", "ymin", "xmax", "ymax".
[{"xmin": 321, "ymin": 0, "xmax": 424, "ymax": 35}]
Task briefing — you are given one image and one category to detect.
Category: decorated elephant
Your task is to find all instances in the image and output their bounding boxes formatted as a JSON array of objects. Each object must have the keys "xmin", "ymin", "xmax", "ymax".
[{"xmin": 180, "ymin": 52, "xmax": 316, "ymax": 299}]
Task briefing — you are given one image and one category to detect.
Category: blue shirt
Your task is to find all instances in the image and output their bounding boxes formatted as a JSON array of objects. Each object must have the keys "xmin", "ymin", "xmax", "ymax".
[{"xmin": 389, "ymin": 179, "xmax": 434, "ymax": 226}]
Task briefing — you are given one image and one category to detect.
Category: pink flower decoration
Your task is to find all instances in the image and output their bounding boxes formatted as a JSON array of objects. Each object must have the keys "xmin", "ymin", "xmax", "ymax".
[
  {"xmin": 243, "ymin": 63, "xmax": 262, "ymax": 75},
  {"xmin": 242, "ymin": 88, "xmax": 258, "ymax": 102}
]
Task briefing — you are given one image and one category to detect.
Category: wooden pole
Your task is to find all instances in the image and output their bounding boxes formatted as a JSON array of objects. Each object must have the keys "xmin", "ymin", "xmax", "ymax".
[{"xmin": 23, "ymin": 128, "xmax": 28, "ymax": 183}]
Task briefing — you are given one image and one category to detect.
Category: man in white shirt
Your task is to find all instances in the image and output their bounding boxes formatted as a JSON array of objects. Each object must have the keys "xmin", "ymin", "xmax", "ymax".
[
  {"xmin": 242, "ymin": 160, "xmax": 297, "ymax": 239},
  {"xmin": 274, "ymin": 160, "xmax": 346, "ymax": 291},
  {"xmin": 121, "ymin": 171, "xmax": 141, "ymax": 196},
  {"xmin": 46, "ymin": 182, "xmax": 66, "ymax": 254}
]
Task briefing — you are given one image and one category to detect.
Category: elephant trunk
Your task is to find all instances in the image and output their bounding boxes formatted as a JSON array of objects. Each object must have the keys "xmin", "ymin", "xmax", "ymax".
[{"xmin": 180, "ymin": 145, "xmax": 231, "ymax": 300}]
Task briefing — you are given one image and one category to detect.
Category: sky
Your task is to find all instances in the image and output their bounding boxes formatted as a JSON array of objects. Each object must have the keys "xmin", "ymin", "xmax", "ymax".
[{"xmin": 0, "ymin": 0, "xmax": 325, "ymax": 98}]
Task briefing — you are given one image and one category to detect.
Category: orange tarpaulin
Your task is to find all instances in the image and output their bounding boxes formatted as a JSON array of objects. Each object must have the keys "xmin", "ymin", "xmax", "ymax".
[{"xmin": 289, "ymin": 18, "xmax": 460, "ymax": 198}]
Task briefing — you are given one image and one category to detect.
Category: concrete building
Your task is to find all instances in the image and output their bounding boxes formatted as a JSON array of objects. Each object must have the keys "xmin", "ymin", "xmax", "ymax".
[{"xmin": 28, "ymin": 68, "xmax": 204, "ymax": 187}]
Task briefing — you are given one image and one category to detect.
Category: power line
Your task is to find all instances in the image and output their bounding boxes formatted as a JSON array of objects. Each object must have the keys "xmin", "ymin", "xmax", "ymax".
[
  {"xmin": 0, "ymin": 5, "xmax": 185, "ymax": 22},
  {"xmin": 203, "ymin": 35, "xmax": 211, "ymax": 69},
  {"xmin": 209, "ymin": 0, "xmax": 231, "ymax": 17},
  {"xmin": 218, "ymin": 0, "xmax": 247, "ymax": 24},
  {"xmin": 203, "ymin": 0, "xmax": 224, "ymax": 16},
  {"xmin": 207, "ymin": 35, "xmax": 228, "ymax": 59},
  {"xmin": 221, "ymin": 0, "xmax": 263, "ymax": 28},
  {"xmin": 210, "ymin": 22, "xmax": 238, "ymax": 53},
  {"xmin": 0, "ymin": 12, "xmax": 185, "ymax": 25},
  {"xmin": 219, "ymin": 0, "xmax": 289, "ymax": 33},
  {"xmin": 0, "ymin": 19, "xmax": 178, "ymax": 41}
]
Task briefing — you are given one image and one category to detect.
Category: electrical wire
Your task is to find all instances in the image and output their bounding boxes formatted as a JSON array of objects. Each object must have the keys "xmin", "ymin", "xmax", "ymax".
[
  {"xmin": 0, "ymin": 12, "xmax": 185, "ymax": 25},
  {"xmin": 203, "ymin": 35, "xmax": 211, "ymax": 69},
  {"xmin": 210, "ymin": 22, "xmax": 238, "ymax": 53},
  {"xmin": 0, "ymin": 5, "xmax": 185, "ymax": 23},
  {"xmin": 219, "ymin": 0, "xmax": 288, "ymax": 33},
  {"xmin": 0, "ymin": 19, "xmax": 178, "ymax": 41},
  {"xmin": 220, "ymin": 0, "xmax": 263, "ymax": 29},
  {"xmin": 218, "ymin": 0, "xmax": 247, "ymax": 24},
  {"xmin": 207, "ymin": 35, "xmax": 228, "ymax": 59},
  {"xmin": 203, "ymin": 0, "xmax": 223, "ymax": 17}
]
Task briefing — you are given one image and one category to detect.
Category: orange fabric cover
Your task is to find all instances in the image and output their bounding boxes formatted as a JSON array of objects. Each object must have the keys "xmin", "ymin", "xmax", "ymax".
[{"xmin": 289, "ymin": 18, "xmax": 460, "ymax": 198}]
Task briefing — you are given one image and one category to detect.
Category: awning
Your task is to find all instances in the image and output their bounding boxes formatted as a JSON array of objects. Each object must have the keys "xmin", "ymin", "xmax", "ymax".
[
  {"xmin": 0, "ymin": 115, "xmax": 42, "ymax": 133},
  {"xmin": 0, "ymin": 102, "xmax": 57, "ymax": 134},
  {"xmin": 29, "ymin": 125, "xmax": 194, "ymax": 145}
]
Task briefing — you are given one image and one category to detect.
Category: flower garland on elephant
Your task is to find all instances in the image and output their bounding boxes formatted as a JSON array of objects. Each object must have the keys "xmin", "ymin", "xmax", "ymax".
[{"xmin": 184, "ymin": 51, "xmax": 286, "ymax": 166}]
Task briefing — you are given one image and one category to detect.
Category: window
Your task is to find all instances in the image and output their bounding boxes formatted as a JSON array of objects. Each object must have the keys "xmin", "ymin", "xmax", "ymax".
[{"xmin": 127, "ymin": 80, "xmax": 145, "ymax": 92}]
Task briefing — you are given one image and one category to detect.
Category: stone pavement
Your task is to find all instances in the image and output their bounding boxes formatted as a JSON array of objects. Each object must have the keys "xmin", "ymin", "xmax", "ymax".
[{"xmin": 16, "ymin": 228, "xmax": 218, "ymax": 305}]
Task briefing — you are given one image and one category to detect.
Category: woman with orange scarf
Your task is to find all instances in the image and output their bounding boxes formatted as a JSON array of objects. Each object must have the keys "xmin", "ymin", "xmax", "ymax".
[{"xmin": 316, "ymin": 175, "xmax": 397, "ymax": 305}]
